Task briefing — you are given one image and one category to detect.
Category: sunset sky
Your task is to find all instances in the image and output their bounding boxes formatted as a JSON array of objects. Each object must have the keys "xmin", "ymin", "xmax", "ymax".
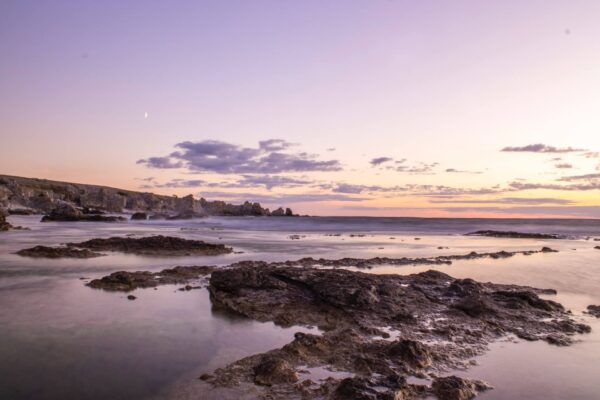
[{"xmin": 2, "ymin": 1, "xmax": 600, "ymax": 217}]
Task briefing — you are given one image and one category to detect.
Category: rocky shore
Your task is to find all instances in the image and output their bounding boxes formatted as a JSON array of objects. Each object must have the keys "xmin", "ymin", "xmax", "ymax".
[
  {"xmin": 195, "ymin": 266, "xmax": 588, "ymax": 399},
  {"xmin": 83, "ymin": 245, "xmax": 586, "ymax": 399},
  {"xmin": 0, "ymin": 174, "xmax": 295, "ymax": 218}
]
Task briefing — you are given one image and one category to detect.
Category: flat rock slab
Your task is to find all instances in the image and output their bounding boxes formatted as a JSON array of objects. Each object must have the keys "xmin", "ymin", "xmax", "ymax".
[
  {"xmin": 88, "ymin": 266, "xmax": 215, "ymax": 291},
  {"xmin": 68, "ymin": 235, "xmax": 233, "ymax": 256},
  {"xmin": 16, "ymin": 245, "xmax": 104, "ymax": 259}
]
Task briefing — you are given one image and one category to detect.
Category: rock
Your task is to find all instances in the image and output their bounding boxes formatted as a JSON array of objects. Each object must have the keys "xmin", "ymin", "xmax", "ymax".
[
  {"xmin": 68, "ymin": 235, "xmax": 233, "ymax": 256},
  {"xmin": 149, "ymin": 213, "xmax": 169, "ymax": 220},
  {"xmin": 41, "ymin": 202, "xmax": 126, "ymax": 222},
  {"xmin": 432, "ymin": 376, "xmax": 492, "ymax": 400},
  {"xmin": 466, "ymin": 230, "xmax": 561, "ymax": 239},
  {"xmin": 130, "ymin": 212, "xmax": 148, "ymax": 220},
  {"xmin": 387, "ymin": 340, "xmax": 432, "ymax": 369},
  {"xmin": 253, "ymin": 356, "xmax": 298, "ymax": 386},
  {"xmin": 127, "ymin": 295, "xmax": 136, "ymax": 300},
  {"xmin": 87, "ymin": 265, "xmax": 214, "ymax": 291},
  {"xmin": 595, "ymin": 246, "xmax": 600, "ymax": 250},
  {"xmin": 271, "ymin": 207, "xmax": 286, "ymax": 216},
  {"xmin": 0, "ymin": 208, "xmax": 13, "ymax": 231},
  {"xmin": 7, "ymin": 208, "xmax": 36, "ymax": 215},
  {"xmin": 586, "ymin": 305, "xmax": 600, "ymax": 318},
  {"xmin": 16, "ymin": 246, "xmax": 104, "ymax": 259}
]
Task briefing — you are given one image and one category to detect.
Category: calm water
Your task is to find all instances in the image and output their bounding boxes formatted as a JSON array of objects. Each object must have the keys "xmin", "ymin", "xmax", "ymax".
[{"xmin": 1, "ymin": 215, "xmax": 600, "ymax": 399}]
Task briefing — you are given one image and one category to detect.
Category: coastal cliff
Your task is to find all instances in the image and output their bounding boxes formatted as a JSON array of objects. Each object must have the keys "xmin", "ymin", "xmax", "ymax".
[{"xmin": 0, "ymin": 174, "xmax": 292, "ymax": 217}]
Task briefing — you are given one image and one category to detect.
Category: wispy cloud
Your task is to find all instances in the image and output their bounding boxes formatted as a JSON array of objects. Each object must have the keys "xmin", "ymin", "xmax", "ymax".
[
  {"xmin": 554, "ymin": 163, "xmax": 573, "ymax": 169},
  {"xmin": 138, "ymin": 139, "xmax": 342, "ymax": 174},
  {"xmin": 445, "ymin": 168, "xmax": 483, "ymax": 174},
  {"xmin": 501, "ymin": 143, "xmax": 586, "ymax": 153},
  {"xmin": 199, "ymin": 191, "xmax": 370, "ymax": 204},
  {"xmin": 509, "ymin": 181, "xmax": 600, "ymax": 191},
  {"xmin": 428, "ymin": 197, "xmax": 574, "ymax": 205},
  {"xmin": 370, "ymin": 157, "xmax": 393, "ymax": 166},
  {"xmin": 557, "ymin": 173, "xmax": 600, "ymax": 182}
]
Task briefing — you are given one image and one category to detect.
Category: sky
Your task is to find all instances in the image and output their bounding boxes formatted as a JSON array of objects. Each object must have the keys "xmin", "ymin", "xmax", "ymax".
[{"xmin": 1, "ymin": 0, "xmax": 600, "ymax": 218}]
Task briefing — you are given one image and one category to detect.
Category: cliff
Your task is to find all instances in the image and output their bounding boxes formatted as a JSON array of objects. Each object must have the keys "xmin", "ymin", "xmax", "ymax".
[{"xmin": 0, "ymin": 174, "xmax": 291, "ymax": 217}]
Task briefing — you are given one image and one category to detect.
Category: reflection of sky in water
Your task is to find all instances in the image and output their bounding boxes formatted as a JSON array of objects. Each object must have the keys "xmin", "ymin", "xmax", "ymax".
[{"xmin": 1, "ymin": 216, "xmax": 599, "ymax": 399}]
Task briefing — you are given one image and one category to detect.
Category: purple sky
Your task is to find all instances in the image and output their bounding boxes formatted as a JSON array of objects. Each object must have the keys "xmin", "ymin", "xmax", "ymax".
[{"xmin": 1, "ymin": 1, "xmax": 600, "ymax": 217}]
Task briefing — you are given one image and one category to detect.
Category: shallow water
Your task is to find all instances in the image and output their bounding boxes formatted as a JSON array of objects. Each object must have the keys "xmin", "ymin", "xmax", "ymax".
[{"xmin": 1, "ymin": 215, "xmax": 600, "ymax": 399}]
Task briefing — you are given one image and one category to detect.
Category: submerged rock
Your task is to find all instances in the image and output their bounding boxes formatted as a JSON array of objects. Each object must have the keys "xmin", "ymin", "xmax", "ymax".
[
  {"xmin": 68, "ymin": 235, "xmax": 232, "ymax": 256},
  {"xmin": 16, "ymin": 245, "xmax": 104, "ymax": 259},
  {"xmin": 466, "ymin": 230, "xmax": 561, "ymax": 239}
]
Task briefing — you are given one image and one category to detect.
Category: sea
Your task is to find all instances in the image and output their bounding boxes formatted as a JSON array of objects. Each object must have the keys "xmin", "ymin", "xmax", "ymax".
[{"xmin": 1, "ymin": 215, "xmax": 600, "ymax": 400}]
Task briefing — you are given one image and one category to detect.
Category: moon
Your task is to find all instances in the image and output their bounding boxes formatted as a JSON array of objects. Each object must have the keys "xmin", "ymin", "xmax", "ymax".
[{"xmin": 144, "ymin": 112, "xmax": 148, "ymax": 119}]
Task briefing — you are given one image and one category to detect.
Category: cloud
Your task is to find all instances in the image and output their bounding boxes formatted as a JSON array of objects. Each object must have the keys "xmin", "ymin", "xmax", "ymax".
[
  {"xmin": 445, "ymin": 168, "xmax": 483, "ymax": 174},
  {"xmin": 397, "ymin": 162, "xmax": 439, "ymax": 174},
  {"xmin": 370, "ymin": 157, "xmax": 394, "ymax": 166},
  {"xmin": 221, "ymin": 175, "xmax": 311, "ymax": 190},
  {"xmin": 137, "ymin": 156, "xmax": 183, "ymax": 169},
  {"xmin": 501, "ymin": 143, "xmax": 586, "ymax": 153},
  {"xmin": 509, "ymin": 181, "xmax": 600, "ymax": 191},
  {"xmin": 198, "ymin": 191, "xmax": 370, "ymax": 204},
  {"xmin": 154, "ymin": 179, "xmax": 206, "ymax": 188},
  {"xmin": 557, "ymin": 173, "xmax": 600, "ymax": 182},
  {"xmin": 428, "ymin": 197, "xmax": 574, "ymax": 205},
  {"xmin": 138, "ymin": 139, "xmax": 342, "ymax": 174},
  {"xmin": 331, "ymin": 183, "xmax": 407, "ymax": 194},
  {"xmin": 258, "ymin": 139, "xmax": 295, "ymax": 152},
  {"xmin": 554, "ymin": 163, "xmax": 573, "ymax": 169}
]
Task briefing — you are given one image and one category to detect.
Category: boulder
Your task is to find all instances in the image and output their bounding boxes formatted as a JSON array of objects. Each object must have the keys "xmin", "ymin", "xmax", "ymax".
[
  {"xmin": 130, "ymin": 212, "xmax": 148, "ymax": 220},
  {"xmin": 432, "ymin": 376, "xmax": 491, "ymax": 400},
  {"xmin": 253, "ymin": 356, "xmax": 298, "ymax": 386}
]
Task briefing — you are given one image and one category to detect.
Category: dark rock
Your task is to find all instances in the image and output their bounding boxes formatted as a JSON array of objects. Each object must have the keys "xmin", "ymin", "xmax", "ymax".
[
  {"xmin": 271, "ymin": 207, "xmax": 286, "ymax": 216},
  {"xmin": 127, "ymin": 295, "xmax": 136, "ymax": 300},
  {"xmin": 586, "ymin": 305, "xmax": 600, "ymax": 318},
  {"xmin": 253, "ymin": 356, "xmax": 298, "ymax": 386},
  {"xmin": 387, "ymin": 340, "xmax": 432, "ymax": 369},
  {"xmin": 466, "ymin": 230, "xmax": 561, "ymax": 239},
  {"xmin": 454, "ymin": 294, "xmax": 496, "ymax": 318},
  {"xmin": 130, "ymin": 212, "xmax": 148, "ymax": 220},
  {"xmin": 0, "ymin": 208, "xmax": 13, "ymax": 231},
  {"xmin": 16, "ymin": 246, "xmax": 104, "ymax": 259},
  {"xmin": 7, "ymin": 208, "xmax": 36, "ymax": 215},
  {"xmin": 68, "ymin": 235, "xmax": 232, "ymax": 256},
  {"xmin": 87, "ymin": 265, "xmax": 214, "ymax": 291},
  {"xmin": 41, "ymin": 202, "xmax": 125, "ymax": 222},
  {"xmin": 595, "ymin": 246, "xmax": 600, "ymax": 250},
  {"xmin": 149, "ymin": 213, "xmax": 169, "ymax": 220},
  {"xmin": 432, "ymin": 376, "xmax": 492, "ymax": 400}
]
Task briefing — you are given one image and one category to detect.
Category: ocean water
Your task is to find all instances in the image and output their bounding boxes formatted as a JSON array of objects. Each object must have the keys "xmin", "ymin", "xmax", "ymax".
[{"xmin": 1, "ymin": 215, "xmax": 599, "ymax": 399}]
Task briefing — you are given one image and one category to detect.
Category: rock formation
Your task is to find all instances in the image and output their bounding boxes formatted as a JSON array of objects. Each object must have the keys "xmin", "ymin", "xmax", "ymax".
[{"xmin": 0, "ymin": 174, "xmax": 294, "ymax": 218}]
